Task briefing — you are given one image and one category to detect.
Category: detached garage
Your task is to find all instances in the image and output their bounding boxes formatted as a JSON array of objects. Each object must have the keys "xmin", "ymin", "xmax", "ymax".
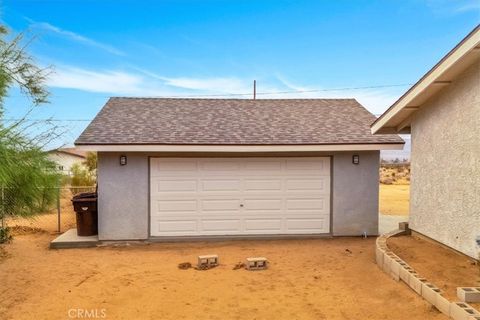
[{"xmin": 75, "ymin": 98, "xmax": 403, "ymax": 241}]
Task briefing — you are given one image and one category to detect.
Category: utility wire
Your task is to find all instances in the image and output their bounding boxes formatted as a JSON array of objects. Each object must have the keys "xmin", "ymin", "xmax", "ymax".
[
  {"xmin": 5, "ymin": 82, "xmax": 413, "ymax": 99},
  {"xmin": 2, "ymin": 82, "xmax": 410, "ymax": 122}
]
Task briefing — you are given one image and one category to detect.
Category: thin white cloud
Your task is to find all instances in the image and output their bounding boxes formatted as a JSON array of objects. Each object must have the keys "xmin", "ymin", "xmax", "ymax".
[
  {"xmin": 26, "ymin": 18, "xmax": 125, "ymax": 56},
  {"xmin": 454, "ymin": 1, "xmax": 480, "ymax": 12},
  {"xmin": 132, "ymin": 67, "xmax": 253, "ymax": 94},
  {"xmin": 273, "ymin": 74, "xmax": 402, "ymax": 114},
  {"xmin": 47, "ymin": 65, "xmax": 402, "ymax": 114},
  {"xmin": 426, "ymin": 0, "xmax": 480, "ymax": 14},
  {"xmin": 162, "ymin": 77, "xmax": 252, "ymax": 93},
  {"xmin": 48, "ymin": 66, "xmax": 160, "ymax": 96}
]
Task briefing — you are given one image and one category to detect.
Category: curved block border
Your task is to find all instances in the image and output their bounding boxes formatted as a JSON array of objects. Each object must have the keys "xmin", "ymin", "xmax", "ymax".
[{"xmin": 376, "ymin": 226, "xmax": 480, "ymax": 319}]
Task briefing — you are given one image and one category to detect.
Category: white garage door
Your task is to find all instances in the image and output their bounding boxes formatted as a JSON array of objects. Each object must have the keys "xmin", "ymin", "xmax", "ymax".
[{"xmin": 150, "ymin": 157, "xmax": 330, "ymax": 236}]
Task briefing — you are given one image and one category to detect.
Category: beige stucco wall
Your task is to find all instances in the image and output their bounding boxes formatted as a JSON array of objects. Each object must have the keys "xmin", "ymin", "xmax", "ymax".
[{"xmin": 410, "ymin": 59, "xmax": 480, "ymax": 259}]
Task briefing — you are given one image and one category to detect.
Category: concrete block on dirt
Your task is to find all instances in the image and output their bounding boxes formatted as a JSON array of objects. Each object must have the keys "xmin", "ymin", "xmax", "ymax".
[
  {"xmin": 398, "ymin": 222, "xmax": 411, "ymax": 235},
  {"xmin": 198, "ymin": 254, "xmax": 219, "ymax": 267},
  {"xmin": 398, "ymin": 221, "xmax": 409, "ymax": 230},
  {"xmin": 389, "ymin": 259, "xmax": 401, "ymax": 281},
  {"xmin": 382, "ymin": 253, "xmax": 392, "ymax": 274},
  {"xmin": 435, "ymin": 294, "xmax": 451, "ymax": 316},
  {"xmin": 408, "ymin": 274, "xmax": 427, "ymax": 295},
  {"xmin": 246, "ymin": 257, "xmax": 268, "ymax": 270},
  {"xmin": 399, "ymin": 265, "xmax": 414, "ymax": 283},
  {"xmin": 421, "ymin": 282, "xmax": 442, "ymax": 305},
  {"xmin": 457, "ymin": 287, "xmax": 480, "ymax": 303},
  {"xmin": 450, "ymin": 302, "xmax": 480, "ymax": 320}
]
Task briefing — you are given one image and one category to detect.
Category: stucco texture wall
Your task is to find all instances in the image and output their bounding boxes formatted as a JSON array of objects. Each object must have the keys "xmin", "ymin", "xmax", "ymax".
[
  {"xmin": 410, "ymin": 60, "xmax": 480, "ymax": 259},
  {"xmin": 97, "ymin": 152, "xmax": 149, "ymax": 240},
  {"xmin": 96, "ymin": 151, "xmax": 380, "ymax": 240},
  {"xmin": 332, "ymin": 151, "xmax": 379, "ymax": 236}
]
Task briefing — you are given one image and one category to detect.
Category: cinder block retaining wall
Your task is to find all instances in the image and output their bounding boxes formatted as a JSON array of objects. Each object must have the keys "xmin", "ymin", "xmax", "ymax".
[{"xmin": 376, "ymin": 230, "xmax": 480, "ymax": 319}]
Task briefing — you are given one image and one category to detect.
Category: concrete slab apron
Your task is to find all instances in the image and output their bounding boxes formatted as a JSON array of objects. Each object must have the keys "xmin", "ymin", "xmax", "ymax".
[{"xmin": 50, "ymin": 229, "xmax": 99, "ymax": 249}]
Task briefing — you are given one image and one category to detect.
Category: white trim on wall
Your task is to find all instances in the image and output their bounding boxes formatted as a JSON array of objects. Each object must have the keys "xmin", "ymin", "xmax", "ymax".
[{"xmin": 76, "ymin": 143, "xmax": 404, "ymax": 152}]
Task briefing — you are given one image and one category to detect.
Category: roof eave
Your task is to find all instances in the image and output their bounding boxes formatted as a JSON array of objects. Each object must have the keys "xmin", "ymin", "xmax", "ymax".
[
  {"xmin": 371, "ymin": 25, "xmax": 480, "ymax": 134},
  {"xmin": 75, "ymin": 143, "xmax": 405, "ymax": 152}
]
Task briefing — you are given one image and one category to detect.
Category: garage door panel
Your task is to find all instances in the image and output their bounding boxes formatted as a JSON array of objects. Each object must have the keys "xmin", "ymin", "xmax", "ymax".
[
  {"xmin": 243, "ymin": 199, "xmax": 282, "ymax": 210},
  {"xmin": 285, "ymin": 158, "xmax": 329, "ymax": 174},
  {"xmin": 244, "ymin": 179, "xmax": 282, "ymax": 191},
  {"xmin": 151, "ymin": 159, "xmax": 198, "ymax": 175},
  {"xmin": 286, "ymin": 178, "xmax": 328, "ymax": 192},
  {"xmin": 201, "ymin": 179, "xmax": 241, "ymax": 191},
  {"xmin": 244, "ymin": 219, "xmax": 282, "ymax": 232},
  {"xmin": 244, "ymin": 161, "xmax": 282, "ymax": 171},
  {"xmin": 201, "ymin": 199, "xmax": 240, "ymax": 211},
  {"xmin": 155, "ymin": 220, "xmax": 198, "ymax": 233},
  {"xmin": 286, "ymin": 218, "xmax": 327, "ymax": 232},
  {"xmin": 201, "ymin": 219, "xmax": 241, "ymax": 232},
  {"xmin": 150, "ymin": 157, "xmax": 330, "ymax": 236},
  {"xmin": 286, "ymin": 198, "xmax": 326, "ymax": 210},
  {"xmin": 156, "ymin": 200, "xmax": 197, "ymax": 212},
  {"xmin": 201, "ymin": 161, "xmax": 240, "ymax": 172},
  {"xmin": 154, "ymin": 179, "xmax": 197, "ymax": 192}
]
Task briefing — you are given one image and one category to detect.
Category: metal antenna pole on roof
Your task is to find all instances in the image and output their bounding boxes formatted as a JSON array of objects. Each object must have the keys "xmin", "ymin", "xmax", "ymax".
[{"xmin": 253, "ymin": 80, "xmax": 256, "ymax": 100}]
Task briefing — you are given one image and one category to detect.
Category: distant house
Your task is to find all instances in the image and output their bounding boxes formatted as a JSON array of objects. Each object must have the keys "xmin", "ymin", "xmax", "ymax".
[
  {"xmin": 372, "ymin": 25, "xmax": 480, "ymax": 259},
  {"xmin": 76, "ymin": 98, "xmax": 403, "ymax": 241},
  {"xmin": 47, "ymin": 147, "xmax": 87, "ymax": 176}
]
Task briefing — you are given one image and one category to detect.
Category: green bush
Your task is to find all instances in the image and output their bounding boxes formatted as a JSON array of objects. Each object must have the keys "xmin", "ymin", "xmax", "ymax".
[
  {"xmin": 0, "ymin": 25, "xmax": 60, "ymax": 222},
  {"xmin": 0, "ymin": 226, "xmax": 11, "ymax": 243}
]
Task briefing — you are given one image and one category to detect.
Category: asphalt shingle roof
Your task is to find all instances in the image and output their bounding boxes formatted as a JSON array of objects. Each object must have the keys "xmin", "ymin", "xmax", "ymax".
[{"xmin": 75, "ymin": 98, "xmax": 404, "ymax": 145}]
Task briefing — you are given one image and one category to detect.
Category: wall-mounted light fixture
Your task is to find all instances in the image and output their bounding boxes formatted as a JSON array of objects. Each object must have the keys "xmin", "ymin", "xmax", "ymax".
[
  {"xmin": 352, "ymin": 154, "xmax": 360, "ymax": 165},
  {"xmin": 120, "ymin": 155, "xmax": 127, "ymax": 166}
]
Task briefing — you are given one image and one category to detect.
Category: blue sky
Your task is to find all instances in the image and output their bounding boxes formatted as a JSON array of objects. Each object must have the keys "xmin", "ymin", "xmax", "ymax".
[{"xmin": 1, "ymin": 0, "xmax": 479, "ymax": 147}]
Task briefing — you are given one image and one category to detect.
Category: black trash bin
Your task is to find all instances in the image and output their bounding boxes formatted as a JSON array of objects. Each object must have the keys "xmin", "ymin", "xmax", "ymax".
[{"xmin": 72, "ymin": 192, "xmax": 98, "ymax": 236}]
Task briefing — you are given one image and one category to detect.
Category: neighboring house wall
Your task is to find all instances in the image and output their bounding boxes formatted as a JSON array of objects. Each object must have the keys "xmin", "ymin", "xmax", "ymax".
[
  {"xmin": 410, "ymin": 60, "xmax": 480, "ymax": 259},
  {"xmin": 97, "ymin": 151, "xmax": 380, "ymax": 240},
  {"xmin": 48, "ymin": 152, "xmax": 84, "ymax": 175}
]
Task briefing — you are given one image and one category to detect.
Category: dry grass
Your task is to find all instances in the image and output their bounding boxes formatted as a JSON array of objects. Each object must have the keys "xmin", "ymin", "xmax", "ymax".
[
  {"xmin": 0, "ymin": 234, "xmax": 446, "ymax": 320},
  {"xmin": 379, "ymin": 184, "xmax": 410, "ymax": 216}
]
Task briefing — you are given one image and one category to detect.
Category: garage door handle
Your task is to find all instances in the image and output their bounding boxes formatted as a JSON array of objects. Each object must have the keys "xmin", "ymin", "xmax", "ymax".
[{"xmin": 240, "ymin": 204, "xmax": 244, "ymax": 207}]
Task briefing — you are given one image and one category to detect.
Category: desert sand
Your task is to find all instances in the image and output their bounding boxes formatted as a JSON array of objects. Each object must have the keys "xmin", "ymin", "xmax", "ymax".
[{"xmin": 0, "ymin": 233, "xmax": 446, "ymax": 320}]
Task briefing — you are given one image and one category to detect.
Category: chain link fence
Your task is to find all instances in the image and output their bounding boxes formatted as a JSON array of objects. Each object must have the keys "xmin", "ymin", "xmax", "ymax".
[{"xmin": 0, "ymin": 186, "xmax": 96, "ymax": 234}]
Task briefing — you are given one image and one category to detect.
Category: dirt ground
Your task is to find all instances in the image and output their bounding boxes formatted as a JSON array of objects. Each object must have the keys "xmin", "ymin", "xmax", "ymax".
[
  {"xmin": 379, "ymin": 184, "xmax": 410, "ymax": 216},
  {"xmin": 0, "ymin": 234, "xmax": 446, "ymax": 320},
  {"xmin": 389, "ymin": 235, "xmax": 480, "ymax": 310},
  {"xmin": 6, "ymin": 193, "xmax": 77, "ymax": 234}
]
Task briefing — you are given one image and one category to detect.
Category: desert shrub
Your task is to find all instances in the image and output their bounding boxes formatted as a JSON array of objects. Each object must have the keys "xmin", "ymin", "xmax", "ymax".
[
  {"xmin": 70, "ymin": 163, "xmax": 96, "ymax": 187},
  {"xmin": 0, "ymin": 226, "xmax": 11, "ymax": 243},
  {"xmin": 0, "ymin": 25, "xmax": 60, "ymax": 225},
  {"xmin": 380, "ymin": 177, "xmax": 394, "ymax": 185}
]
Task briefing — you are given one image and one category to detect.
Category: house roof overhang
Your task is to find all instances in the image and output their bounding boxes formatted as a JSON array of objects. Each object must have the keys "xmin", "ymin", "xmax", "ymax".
[
  {"xmin": 371, "ymin": 25, "xmax": 480, "ymax": 134},
  {"xmin": 76, "ymin": 143, "xmax": 404, "ymax": 152}
]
